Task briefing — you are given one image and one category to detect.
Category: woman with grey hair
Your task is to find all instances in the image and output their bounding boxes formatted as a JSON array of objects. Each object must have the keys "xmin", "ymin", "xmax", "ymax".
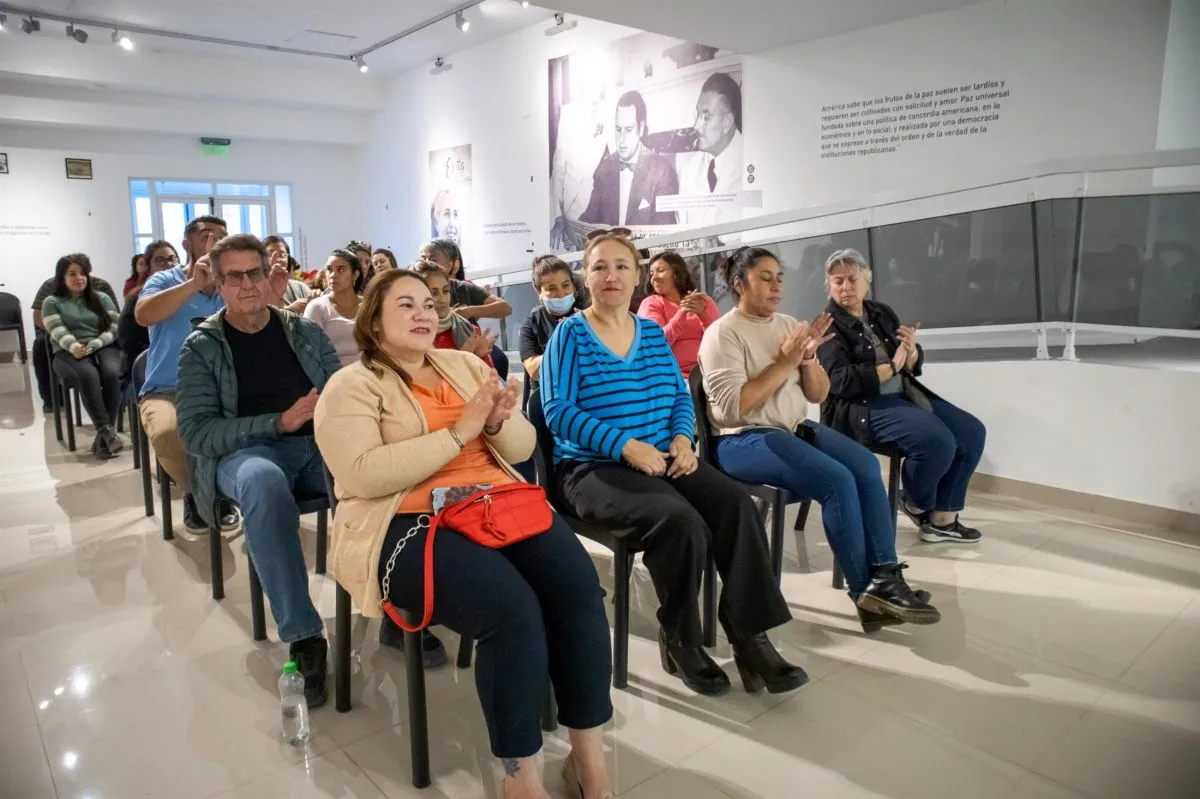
[
  {"xmin": 699, "ymin": 247, "xmax": 940, "ymax": 632},
  {"xmin": 818, "ymin": 248, "xmax": 986, "ymax": 544}
]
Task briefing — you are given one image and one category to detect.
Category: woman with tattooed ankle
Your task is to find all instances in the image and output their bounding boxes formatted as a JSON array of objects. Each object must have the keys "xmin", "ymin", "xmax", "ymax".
[{"xmin": 316, "ymin": 268, "xmax": 614, "ymax": 799}]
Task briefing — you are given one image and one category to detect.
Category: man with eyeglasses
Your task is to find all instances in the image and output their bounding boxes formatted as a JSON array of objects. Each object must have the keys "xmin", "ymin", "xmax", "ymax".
[
  {"xmin": 135, "ymin": 215, "xmax": 240, "ymax": 534},
  {"xmin": 176, "ymin": 233, "xmax": 341, "ymax": 707}
]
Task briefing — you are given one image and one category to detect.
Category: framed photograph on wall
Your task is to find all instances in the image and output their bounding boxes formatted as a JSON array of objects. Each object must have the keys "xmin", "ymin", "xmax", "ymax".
[
  {"xmin": 0, "ymin": 152, "xmax": 8, "ymax": 175},
  {"xmin": 65, "ymin": 158, "xmax": 93, "ymax": 180}
]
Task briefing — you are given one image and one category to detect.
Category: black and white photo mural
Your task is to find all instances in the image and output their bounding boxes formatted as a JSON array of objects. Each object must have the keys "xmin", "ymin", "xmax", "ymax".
[{"xmin": 548, "ymin": 32, "xmax": 745, "ymax": 252}]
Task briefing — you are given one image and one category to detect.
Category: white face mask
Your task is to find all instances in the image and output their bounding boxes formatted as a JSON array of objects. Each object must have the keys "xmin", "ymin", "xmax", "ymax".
[{"xmin": 543, "ymin": 294, "xmax": 576, "ymax": 316}]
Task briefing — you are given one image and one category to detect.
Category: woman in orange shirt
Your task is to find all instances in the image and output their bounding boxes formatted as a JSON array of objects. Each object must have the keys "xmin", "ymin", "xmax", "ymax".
[{"xmin": 315, "ymin": 269, "xmax": 613, "ymax": 799}]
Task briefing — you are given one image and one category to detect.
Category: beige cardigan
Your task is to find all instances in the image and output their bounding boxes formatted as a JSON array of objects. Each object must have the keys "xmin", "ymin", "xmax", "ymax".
[{"xmin": 313, "ymin": 349, "xmax": 536, "ymax": 616}]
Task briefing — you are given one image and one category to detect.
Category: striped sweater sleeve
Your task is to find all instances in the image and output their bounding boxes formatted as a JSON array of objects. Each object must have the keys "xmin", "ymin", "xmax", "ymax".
[
  {"xmin": 645, "ymin": 324, "xmax": 697, "ymax": 441},
  {"xmin": 541, "ymin": 320, "xmax": 634, "ymax": 462},
  {"xmin": 89, "ymin": 294, "xmax": 119, "ymax": 350},
  {"xmin": 40, "ymin": 296, "xmax": 79, "ymax": 352}
]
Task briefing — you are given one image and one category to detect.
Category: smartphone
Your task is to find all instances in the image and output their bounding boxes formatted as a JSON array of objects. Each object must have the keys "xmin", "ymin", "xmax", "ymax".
[{"xmin": 432, "ymin": 484, "xmax": 493, "ymax": 514}]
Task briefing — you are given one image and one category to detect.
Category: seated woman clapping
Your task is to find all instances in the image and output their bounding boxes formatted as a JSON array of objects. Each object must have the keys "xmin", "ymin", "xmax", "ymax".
[
  {"xmin": 637, "ymin": 251, "xmax": 718, "ymax": 376},
  {"xmin": 542, "ymin": 234, "xmax": 806, "ymax": 697},
  {"xmin": 698, "ymin": 247, "xmax": 940, "ymax": 631},
  {"xmin": 820, "ymin": 249, "xmax": 986, "ymax": 544},
  {"xmin": 314, "ymin": 268, "xmax": 614, "ymax": 799},
  {"xmin": 303, "ymin": 249, "xmax": 365, "ymax": 368},
  {"xmin": 413, "ymin": 260, "xmax": 497, "ymax": 370}
]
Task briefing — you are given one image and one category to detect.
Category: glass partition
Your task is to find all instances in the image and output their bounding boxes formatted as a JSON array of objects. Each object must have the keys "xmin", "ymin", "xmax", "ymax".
[
  {"xmin": 1075, "ymin": 192, "xmax": 1200, "ymax": 329},
  {"xmin": 871, "ymin": 203, "xmax": 1037, "ymax": 328}
]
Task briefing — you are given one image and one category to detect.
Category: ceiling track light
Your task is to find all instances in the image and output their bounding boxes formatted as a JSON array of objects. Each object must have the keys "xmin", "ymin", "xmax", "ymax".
[
  {"xmin": 0, "ymin": 13, "xmax": 7, "ymax": 32},
  {"xmin": 520, "ymin": 1, "xmax": 530, "ymax": 7},
  {"xmin": 111, "ymin": 29, "xmax": 134, "ymax": 50},
  {"xmin": 66, "ymin": 23, "xmax": 88, "ymax": 43},
  {"xmin": 354, "ymin": 55, "xmax": 368, "ymax": 73},
  {"xmin": 21, "ymin": 16, "xmax": 40, "ymax": 34},
  {"xmin": 455, "ymin": 10, "xmax": 470, "ymax": 33}
]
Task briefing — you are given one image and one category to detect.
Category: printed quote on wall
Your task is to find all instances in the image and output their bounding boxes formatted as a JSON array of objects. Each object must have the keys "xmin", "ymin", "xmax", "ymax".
[{"xmin": 819, "ymin": 79, "xmax": 1010, "ymax": 159}]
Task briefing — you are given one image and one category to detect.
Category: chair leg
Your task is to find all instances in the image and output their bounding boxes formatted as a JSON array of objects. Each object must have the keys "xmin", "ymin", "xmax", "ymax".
[
  {"xmin": 117, "ymin": 402, "xmax": 126, "ymax": 434},
  {"xmin": 456, "ymin": 635, "xmax": 474, "ymax": 669},
  {"xmin": 887, "ymin": 454, "xmax": 902, "ymax": 533},
  {"xmin": 128, "ymin": 403, "xmax": 140, "ymax": 470},
  {"xmin": 248, "ymin": 555, "xmax": 267, "ymax": 641},
  {"xmin": 702, "ymin": 557, "xmax": 717, "ymax": 648},
  {"xmin": 64, "ymin": 387, "xmax": 76, "ymax": 452},
  {"xmin": 159, "ymin": 462, "xmax": 173, "ymax": 539},
  {"xmin": 404, "ymin": 618, "xmax": 432, "ymax": 789},
  {"xmin": 141, "ymin": 429, "xmax": 154, "ymax": 517},
  {"xmin": 18, "ymin": 328, "xmax": 27, "ymax": 364},
  {"xmin": 315, "ymin": 509, "xmax": 328, "ymax": 575},
  {"xmin": 51, "ymin": 383, "xmax": 63, "ymax": 442},
  {"xmin": 73, "ymin": 390, "xmax": 82, "ymax": 427},
  {"xmin": 335, "ymin": 584, "xmax": 352, "ymax": 713},
  {"xmin": 769, "ymin": 490, "xmax": 786, "ymax": 581},
  {"xmin": 832, "ymin": 560, "xmax": 845, "ymax": 590},
  {"xmin": 210, "ymin": 509, "xmax": 224, "ymax": 601},
  {"xmin": 794, "ymin": 499, "xmax": 811, "ymax": 531},
  {"xmin": 612, "ymin": 543, "xmax": 631, "ymax": 690},
  {"xmin": 541, "ymin": 682, "xmax": 558, "ymax": 732}
]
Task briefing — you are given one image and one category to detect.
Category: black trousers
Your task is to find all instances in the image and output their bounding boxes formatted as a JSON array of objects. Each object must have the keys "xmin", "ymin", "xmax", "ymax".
[
  {"xmin": 51, "ymin": 346, "xmax": 123, "ymax": 429},
  {"xmin": 559, "ymin": 460, "xmax": 792, "ymax": 648},
  {"xmin": 381, "ymin": 513, "xmax": 613, "ymax": 758}
]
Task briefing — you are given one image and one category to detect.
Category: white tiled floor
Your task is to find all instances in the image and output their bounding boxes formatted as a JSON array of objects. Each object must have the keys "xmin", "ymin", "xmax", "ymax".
[{"xmin": 0, "ymin": 361, "xmax": 1197, "ymax": 798}]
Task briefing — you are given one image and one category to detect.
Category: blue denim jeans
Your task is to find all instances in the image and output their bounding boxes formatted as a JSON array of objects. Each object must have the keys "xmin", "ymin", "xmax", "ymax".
[
  {"xmin": 715, "ymin": 424, "xmax": 897, "ymax": 595},
  {"xmin": 217, "ymin": 435, "xmax": 326, "ymax": 643},
  {"xmin": 866, "ymin": 396, "xmax": 986, "ymax": 513}
]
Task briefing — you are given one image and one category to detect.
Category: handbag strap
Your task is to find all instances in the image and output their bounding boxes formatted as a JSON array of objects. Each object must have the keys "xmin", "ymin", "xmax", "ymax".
[{"xmin": 380, "ymin": 514, "xmax": 441, "ymax": 633}]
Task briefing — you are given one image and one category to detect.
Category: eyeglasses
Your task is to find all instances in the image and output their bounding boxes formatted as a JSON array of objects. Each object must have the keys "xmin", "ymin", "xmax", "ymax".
[
  {"xmin": 151, "ymin": 255, "xmax": 179, "ymax": 267},
  {"xmin": 586, "ymin": 227, "xmax": 633, "ymax": 242},
  {"xmin": 221, "ymin": 267, "xmax": 266, "ymax": 286}
]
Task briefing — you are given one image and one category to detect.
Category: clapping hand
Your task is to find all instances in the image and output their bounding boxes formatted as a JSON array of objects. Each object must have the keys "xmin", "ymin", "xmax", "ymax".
[
  {"xmin": 679, "ymin": 291, "xmax": 710, "ymax": 316},
  {"xmin": 799, "ymin": 313, "xmax": 835, "ymax": 361},
  {"xmin": 463, "ymin": 328, "xmax": 497, "ymax": 359},
  {"xmin": 484, "ymin": 377, "xmax": 520, "ymax": 432},
  {"xmin": 455, "ymin": 376, "xmax": 502, "ymax": 441},
  {"xmin": 268, "ymin": 262, "xmax": 291, "ymax": 300},
  {"xmin": 896, "ymin": 323, "xmax": 921, "ymax": 354}
]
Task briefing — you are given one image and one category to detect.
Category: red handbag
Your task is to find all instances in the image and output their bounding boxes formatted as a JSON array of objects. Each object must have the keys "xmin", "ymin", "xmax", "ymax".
[{"xmin": 380, "ymin": 483, "xmax": 554, "ymax": 632}]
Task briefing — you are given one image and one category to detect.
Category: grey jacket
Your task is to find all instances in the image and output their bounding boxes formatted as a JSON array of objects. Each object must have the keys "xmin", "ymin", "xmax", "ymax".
[{"xmin": 176, "ymin": 307, "xmax": 341, "ymax": 525}]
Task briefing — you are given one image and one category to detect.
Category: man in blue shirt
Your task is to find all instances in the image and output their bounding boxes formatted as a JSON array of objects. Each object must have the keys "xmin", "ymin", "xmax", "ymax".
[{"xmin": 135, "ymin": 215, "xmax": 239, "ymax": 533}]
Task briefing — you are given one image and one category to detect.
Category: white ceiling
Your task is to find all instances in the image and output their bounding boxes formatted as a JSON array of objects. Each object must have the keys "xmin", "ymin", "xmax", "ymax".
[
  {"xmin": 0, "ymin": 0, "xmax": 550, "ymax": 72},
  {"xmin": 552, "ymin": 0, "xmax": 991, "ymax": 53}
]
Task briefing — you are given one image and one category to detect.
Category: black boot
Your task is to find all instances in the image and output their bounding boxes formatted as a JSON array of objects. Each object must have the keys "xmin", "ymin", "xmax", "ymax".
[
  {"xmin": 857, "ymin": 607, "xmax": 905, "ymax": 633},
  {"xmin": 895, "ymin": 562, "xmax": 931, "ymax": 604},
  {"xmin": 658, "ymin": 628, "xmax": 730, "ymax": 696},
  {"xmin": 856, "ymin": 564, "xmax": 941, "ymax": 625},
  {"xmin": 731, "ymin": 633, "xmax": 809, "ymax": 694},
  {"xmin": 99, "ymin": 424, "xmax": 123, "ymax": 455},
  {"xmin": 289, "ymin": 635, "xmax": 328, "ymax": 709}
]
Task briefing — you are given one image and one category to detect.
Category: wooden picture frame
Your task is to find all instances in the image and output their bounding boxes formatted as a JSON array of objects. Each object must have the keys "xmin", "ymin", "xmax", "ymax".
[{"xmin": 65, "ymin": 158, "xmax": 93, "ymax": 180}]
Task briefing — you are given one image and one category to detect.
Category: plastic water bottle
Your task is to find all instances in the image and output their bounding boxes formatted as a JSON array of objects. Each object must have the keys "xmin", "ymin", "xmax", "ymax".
[{"xmin": 279, "ymin": 660, "xmax": 310, "ymax": 745}]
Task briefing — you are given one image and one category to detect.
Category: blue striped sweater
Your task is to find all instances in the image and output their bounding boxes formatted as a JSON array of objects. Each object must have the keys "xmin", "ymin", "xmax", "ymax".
[{"xmin": 541, "ymin": 313, "xmax": 695, "ymax": 464}]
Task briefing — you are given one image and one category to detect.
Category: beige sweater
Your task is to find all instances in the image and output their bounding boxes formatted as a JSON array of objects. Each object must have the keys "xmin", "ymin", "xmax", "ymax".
[
  {"xmin": 313, "ymin": 349, "xmax": 536, "ymax": 616},
  {"xmin": 697, "ymin": 308, "xmax": 809, "ymax": 435}
]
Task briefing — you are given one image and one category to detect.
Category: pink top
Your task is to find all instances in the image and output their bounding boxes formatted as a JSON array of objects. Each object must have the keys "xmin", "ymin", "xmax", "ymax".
[{"xmin": 637, "ymin": 293, "xmax": 720, "ymax": 376}]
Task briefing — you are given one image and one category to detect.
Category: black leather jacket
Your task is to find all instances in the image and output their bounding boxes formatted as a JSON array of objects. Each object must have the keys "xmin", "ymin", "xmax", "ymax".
[{"xmin": 816, "ymin": 298, "xmax": 936, "ymax": 447}]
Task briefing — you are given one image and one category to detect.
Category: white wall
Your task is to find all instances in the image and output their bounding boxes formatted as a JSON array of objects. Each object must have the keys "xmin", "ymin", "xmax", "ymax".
[
  {"xmin": 362, "ymin": 0, "xmax": 1175, "ymax": 272},
  {"xmin": 0, "ymin": 126, "xmax": 362, "ymax": 344},
  {"xmin": 923, "ymin": 360, "xmax": 1200, "ymax": 515}
]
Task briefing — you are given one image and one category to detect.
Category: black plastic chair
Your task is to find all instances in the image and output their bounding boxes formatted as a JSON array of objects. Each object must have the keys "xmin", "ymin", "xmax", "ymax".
[
  {"xmin": 688, "ymin": 370, "xmax": 812, "ymax": 593},
  {"xmin": 46, "ymin": 336, "xmax": 83, "ymax": 452},
  {"xmin": 324, "ymin": 467, "xmax": 554, "ymax": 790},
  {"xmin": 209, "ymin": 491, "xmax": 329, "ymax": 619},
  {"xmin": 130, "ymin": 351, "xmax": 165, "ymax": 526},
  {"xmin": 0, "ymin": 292, "xmax": 28, "ymax": 364}
]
